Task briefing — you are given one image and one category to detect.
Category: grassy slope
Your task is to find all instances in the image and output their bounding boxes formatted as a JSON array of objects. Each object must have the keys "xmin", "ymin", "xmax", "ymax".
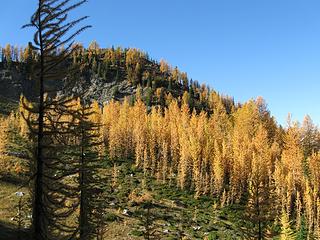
[
  {"xmin": 0, "ymin": 163, "xmax": 246, "ymax": 240},
  {"xmin": 100, "ymin": 162, "xmax": 245, "ymax": 240}
]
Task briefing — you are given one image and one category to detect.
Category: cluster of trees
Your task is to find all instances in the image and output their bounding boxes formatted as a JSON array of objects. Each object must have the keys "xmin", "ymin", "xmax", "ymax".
[
  {"xmin": 0, "ymin": 42, "xmax": 187, "ymax": 88},
  {"xmin": 96, "ymin": 93, "xmax": 320, "ymax": 239},
  {"xmin": 2, "ymin": 89, "xmax": 320, "ymax": 239},
  {"xmin": 0, "ymin": 43, "xmax": 34, "ymax": 71},
  {"xmin": 0, "ymin": 111, "xmax": 29, "ymax": 178},
  {"xmin": 0, "ymin": 42, "xmax": 233, "ymax": 113},
  {"xmin": 1, "ymin": 98, "xmax": 106, "ymax": 239},
  {"xmin": 70, "ymin": 41, "xmax": 190, "ymax": 89}
]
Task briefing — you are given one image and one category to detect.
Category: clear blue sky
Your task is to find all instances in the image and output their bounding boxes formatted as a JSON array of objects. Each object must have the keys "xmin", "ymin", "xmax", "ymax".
[{"xmin": 1, "ymin": 0, "xmax": 320, "ymax": 126}]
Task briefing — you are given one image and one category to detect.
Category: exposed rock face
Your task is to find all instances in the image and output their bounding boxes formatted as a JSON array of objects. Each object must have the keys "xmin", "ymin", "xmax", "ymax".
[
  {"xmin": 73, "ymin": 76, "xmax": 137, "ymax": 103},
  {"xmin": 0, "ymin": 65, "xmax": 137, "ymax": 105}
]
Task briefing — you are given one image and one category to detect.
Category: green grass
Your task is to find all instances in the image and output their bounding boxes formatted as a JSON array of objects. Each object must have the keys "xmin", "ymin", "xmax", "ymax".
[
  {"xmin": 100, "ymin": 161, "xmax": 246, "ymax": 240},
  {"xmin": 0, "ymin": 160, "xmax": 251, "ymax": 240}
]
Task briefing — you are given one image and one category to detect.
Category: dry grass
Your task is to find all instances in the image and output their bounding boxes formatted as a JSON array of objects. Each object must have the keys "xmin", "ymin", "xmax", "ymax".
[
  {"xmin": 0, "ymin": 181, "xmax": 29, "ymax": 224},
  {"xmin": 103, "ymin": 216, "xmax": 143, "ymax": 240},
  {"xmin": 0, "ymin": 180, "xmax": 31, "ymax": 239}
]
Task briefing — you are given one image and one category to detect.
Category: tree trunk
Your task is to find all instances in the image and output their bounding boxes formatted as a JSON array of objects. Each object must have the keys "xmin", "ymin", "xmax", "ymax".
[
  {"xmin": 79, "ymin": 126, "xmax": 87, "ymax": 240},
  {"xmin": 33, "ymin": 1, "xmax": 45, "ymax": 239}
]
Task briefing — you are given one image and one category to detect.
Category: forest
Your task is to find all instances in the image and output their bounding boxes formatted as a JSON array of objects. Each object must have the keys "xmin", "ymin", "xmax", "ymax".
[{"xmin": 0, "ymin": 0, "xmax": 320, "ymax": 240}]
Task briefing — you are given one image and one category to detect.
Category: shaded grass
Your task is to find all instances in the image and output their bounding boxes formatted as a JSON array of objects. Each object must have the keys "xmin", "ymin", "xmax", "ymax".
[
  {"xmin": 0, "ymin": 96, "xmax": 18, "ymax": 117},
  {"xmin": 0, "ymin": 220, "xmax": 30, "ymax": 240}
]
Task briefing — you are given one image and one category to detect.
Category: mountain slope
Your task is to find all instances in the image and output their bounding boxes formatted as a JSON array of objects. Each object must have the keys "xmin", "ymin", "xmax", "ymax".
[{"xmin": 0, "ymin": 44, "xmax": 235, "ymax": 116}]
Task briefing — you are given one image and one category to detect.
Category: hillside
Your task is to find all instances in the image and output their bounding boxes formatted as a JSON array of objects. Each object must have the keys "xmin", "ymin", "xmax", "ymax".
[
  {"xmin": 1, "ymin": 43, "xmax": 320, "ymax": 240},
  {"xmin": 0, "ymin": 44, "xmax": 235, "ymax": 116},
  {"xmin": 0, "ymin": 45, "xmax": 241, "ymax": 239}
]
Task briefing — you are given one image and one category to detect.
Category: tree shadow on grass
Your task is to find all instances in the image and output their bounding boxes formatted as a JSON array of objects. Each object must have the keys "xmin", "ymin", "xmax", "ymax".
[
  {"xmin": 0, "ymin": 173, "xmax": 28, "ymax": 187},
  {"xmin": 0, "ymin": 221, "xmax": 31, "ymax": 240}
]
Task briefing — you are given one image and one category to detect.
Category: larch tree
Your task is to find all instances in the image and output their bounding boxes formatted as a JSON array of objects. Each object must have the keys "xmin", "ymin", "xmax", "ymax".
[
  {"xmin": 0, "ymin": 117, "xmax": 10, "ymax": 173},
  {"xmin": 76, "ymin": 99, "xmax": 105, "ymax": 240},
  {"xmin": 22, "ymin": 0, "xmax": 90, "ymax": 239},
  {"xmin": 167, "ymin": 100, "xmax": 181, "ymax": 184},
  {"xmin": 172, "ymin": 66, "xmax": 180, "ymax": 83},
  {"xmin": 309, "ymin": 152, "xmax": 320, "ymax": 193},
  {"xmin": 4, "ymin": 44, "xmax": 12, "ymax": 62},
  {"xmin": 148, "ymin": 107, "xmax": 161, "ymax": 177},
  {"xmin": 118, "ymin": 98, "xmax": 134, "ymax": 159},
  {"xmin": 107, "ymin": 100, "xmax": 123, "ymax": 161},
  {"xmin": 279, "ymin": 208, "xmax": 296, "ymax": 240},
  {"xmin": 132, "ymin": 98, "xmax": 148, "ymax": 168},
  {"xmin": 280, "ymin": 123, "xmax": 304, "ymax": 212},
  {"xmin": 295, "ymin": 191, "xmax": 302, "ymax": 231},
  {"xmin": 212, "ymin": 140, "xmax": 224, "ymax": 195},
  {"xmin": 231, "ymin": 100, "xmax": 260, "ymax": 202},
  {"xmin": 160, "ymin": 59, "xmax": 169, "ymax": 74},
  {"xmin": 101, "ymin": 100, "xmax": 120, "ymax": 149},
  {"xmin": 245, "ymin": 125, "xmax": 274, "ymax": 240},
  {"xmin": 189, "ymin": 111, "xmax": 206, "ymax": 197},
  {"xmin": 178, "ymin": 100, "xmax": 191, "ymax": 190},
  {"xmin": 0, "ymin": 117, "xmax": 9, "ymax": 153},
  {"xmin": 208, "ymin": 92, "xmax": 231, "ymax": 195},
  {"xmin": 301, "ymin": 115, "xmax": 319, "ymax": 158},
  {"xmin": 156, "ymin": 111, "xmax": 170, "ymax": 182}
]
